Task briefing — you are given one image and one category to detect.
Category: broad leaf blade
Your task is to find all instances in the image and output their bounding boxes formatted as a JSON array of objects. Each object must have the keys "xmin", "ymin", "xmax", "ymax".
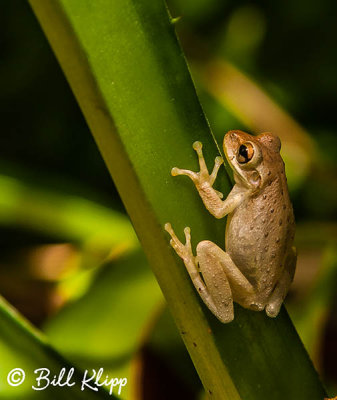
[{"xmin": 0, "ymin": 296, "xmax": 115, "ymax": 399}]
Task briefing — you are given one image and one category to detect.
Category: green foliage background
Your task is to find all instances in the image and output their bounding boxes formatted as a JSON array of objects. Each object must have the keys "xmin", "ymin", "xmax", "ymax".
[{"xmin": 0, "ymin": 0, "xmax": 336, "ymax": 399}]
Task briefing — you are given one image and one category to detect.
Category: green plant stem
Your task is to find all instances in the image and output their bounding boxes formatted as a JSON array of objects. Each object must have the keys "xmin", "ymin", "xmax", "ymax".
[{"xmin": 29, "ymin": 1, "xmax": 327, "ymax": 399}]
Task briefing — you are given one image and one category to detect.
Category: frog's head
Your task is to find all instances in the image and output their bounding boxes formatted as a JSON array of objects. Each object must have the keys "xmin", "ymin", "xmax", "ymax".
[{"xmin": 223, "ymin": 130, "xmax": 282, "ymax": 190}]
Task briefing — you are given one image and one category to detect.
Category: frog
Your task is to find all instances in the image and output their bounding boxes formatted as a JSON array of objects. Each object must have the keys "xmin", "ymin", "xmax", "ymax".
[{"xmin": 165, "ymin": 130, "xmax": 296, "ymax": 323}]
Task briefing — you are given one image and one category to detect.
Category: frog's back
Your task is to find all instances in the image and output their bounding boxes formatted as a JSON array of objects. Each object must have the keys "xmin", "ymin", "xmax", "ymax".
[{"xmin": 225, "ymin": 173, "xmax": 295, "ymax": 299}]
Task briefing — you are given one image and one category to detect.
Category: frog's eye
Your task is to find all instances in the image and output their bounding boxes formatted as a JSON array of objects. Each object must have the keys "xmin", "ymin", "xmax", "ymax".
[{"xmin": 237, "ymin": 143, "xmax": 254, "ymax": 164}]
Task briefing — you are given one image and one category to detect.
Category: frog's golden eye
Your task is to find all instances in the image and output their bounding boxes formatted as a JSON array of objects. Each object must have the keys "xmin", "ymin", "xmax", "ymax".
[{"xmin": 237, "ymin": 143, "xmax": 254, "ymax": 164}]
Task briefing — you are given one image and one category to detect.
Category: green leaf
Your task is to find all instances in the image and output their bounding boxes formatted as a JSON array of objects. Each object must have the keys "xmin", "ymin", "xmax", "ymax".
[
  {"xmin": 0, "ymin": 172, "xmax": 137, "ymax": 256},
  {"xmin": 29, "ymin": 0, "xmax": 327, "ymax": 398},
  {"xmin": 0, "ymin": 296, "xmax": 115, "ymax": 399},
  {"xmin": 44, "ymin": 249, "xmax": 163, "ymax": 399}
]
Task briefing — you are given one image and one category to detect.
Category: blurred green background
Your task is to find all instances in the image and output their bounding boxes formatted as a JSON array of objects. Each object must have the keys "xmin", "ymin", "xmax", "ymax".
[{"xmin": 0, "ymin": 0, "xmax": 336, "ymax": 398}]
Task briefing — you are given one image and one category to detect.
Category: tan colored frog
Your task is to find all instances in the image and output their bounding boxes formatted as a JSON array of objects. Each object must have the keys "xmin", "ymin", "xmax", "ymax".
[{"xmin": 165, "ymin": 130, "xmax": 296, "ymax": 323}]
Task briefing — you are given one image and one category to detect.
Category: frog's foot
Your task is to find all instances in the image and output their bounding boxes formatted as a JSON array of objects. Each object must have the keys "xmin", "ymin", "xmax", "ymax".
[
  {"xmin": 165, "ymin": 224, "xmax": 226, "ymax": 321},
  {"xmin": 193, "ymin": 141, "xmax": 224, "ymax": 187},
  {"xmin": 209, "ymin": 156, "xmax": 224, "ymax": 188},
  {"xmin": 171, "ymin": 141, "xmax": 223, "ymax": 188},
  {"xmin": 164, "ymin": 223, "xmax": 194, "ymax": 262},
  {"xmin": 265, "ymin": 300, "xmax": 282, "ymax": 318},
  {"xmin": 171, "ymin": 167, "xmax": 198, "ymax": 182}
]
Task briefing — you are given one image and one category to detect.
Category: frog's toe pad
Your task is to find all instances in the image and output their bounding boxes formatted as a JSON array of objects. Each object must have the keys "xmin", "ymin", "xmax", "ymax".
[
  {"xmin": 265, "ymin": 303, "xmax": 281, "ymax": 318},
  {"xmin": 192, "ymin": 141, "xmax": 202, "ymax": 151}
]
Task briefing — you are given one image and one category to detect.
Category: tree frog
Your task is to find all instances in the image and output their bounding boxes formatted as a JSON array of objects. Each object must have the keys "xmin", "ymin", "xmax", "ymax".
[{"xmin": 165, "ymin": 130, "xmax": 296, "ymax": 323}]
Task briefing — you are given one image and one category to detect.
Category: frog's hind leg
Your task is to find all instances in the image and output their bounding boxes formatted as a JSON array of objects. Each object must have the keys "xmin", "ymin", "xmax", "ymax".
[
  {"xmin": 165, "ymin": 223, "xmax": 261, "ymax": 323},
  {"xmin": 265, "ymin": 247, "xmax": 297, "ymax": 318},
  {"xmin": 165, "ymin": 223, "xmax": 231, "ymax": 322},
  {"xmin": 196, "ymin": 241, "xmax": 261, "ymax": 321},
  {"xmin": 196, "ymin": 241, "xmax": 235, "ymax": 323}
]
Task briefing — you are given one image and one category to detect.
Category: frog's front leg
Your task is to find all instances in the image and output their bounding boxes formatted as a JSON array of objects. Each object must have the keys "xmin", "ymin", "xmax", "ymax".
[
  {"xmin": 265, "ymin": 247, "xmax": 297, "ymax": 317},
  {"xmin": 172, "ymin": 142, "xmax": 246, "ymax": 219},
  {"xmin": 165, "ymin": 224, "xmax": 260, "ymax": 323}
]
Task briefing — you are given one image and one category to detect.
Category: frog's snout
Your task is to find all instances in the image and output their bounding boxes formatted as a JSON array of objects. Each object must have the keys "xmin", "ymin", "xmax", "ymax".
[
  {"xmin": 224, "ymin": 130, "xmax": 240, "ymax": 147},
  {"xmin": 223, "ymin": 130, "xmax": 239, "ymax": 160}
]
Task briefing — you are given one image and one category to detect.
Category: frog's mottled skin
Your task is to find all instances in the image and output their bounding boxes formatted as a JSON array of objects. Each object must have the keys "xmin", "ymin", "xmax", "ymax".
[{"xmin": 165, "ymin": 130, "xmax": 296, "ymax": 323}]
